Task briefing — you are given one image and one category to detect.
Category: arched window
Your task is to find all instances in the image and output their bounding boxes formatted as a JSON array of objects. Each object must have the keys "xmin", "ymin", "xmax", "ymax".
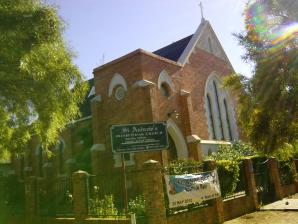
[
  {"xmin": 160, "ymin": 83, "xmax": 171, "ymax": 97},
  {"xmin": 207, "ymin": 94, "xmax": 216, "ymax": 139},
  {"xmin": 205, "ymin": 73, "xmax": 238, "ymax": 141},
  {"xmin": 213, "ymin": 81, "xmax": 225, "ymax": 140},
  {"xmin": 224, "ymin": 99, "xmax": 233, "ymax": 141}
]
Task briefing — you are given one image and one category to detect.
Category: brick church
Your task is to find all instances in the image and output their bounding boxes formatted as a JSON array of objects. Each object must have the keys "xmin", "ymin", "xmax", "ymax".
[{"xmin": 13, "ymin": 18, "xmax": 240, "ymax": 178}]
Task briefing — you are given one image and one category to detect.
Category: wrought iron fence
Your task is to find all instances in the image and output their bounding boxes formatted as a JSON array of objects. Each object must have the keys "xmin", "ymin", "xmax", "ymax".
[
  {"xmin": 278, "ymin": 160, "xmax": 295, "ymax": 186},
  {"xmin": 252, "ymin": 157, "xmax": 275, "ymax": 205},
  {"xmin": 0, "ymin": 175, "xmax": 25, "ymax": 215},
  {"xmin": 36, "ymin": 176, "xmax": 73, "ymax": 216},
  {"xmin": 53, "ymin": 176, "xmax": 74, "ymax": 216},
  {"xmin": 222, "ymin": 161, "xmax": 247, "ymax": 201},
  {"xmin": 88, "ymin": 169, "xmax": 147, "ymax": 222}
]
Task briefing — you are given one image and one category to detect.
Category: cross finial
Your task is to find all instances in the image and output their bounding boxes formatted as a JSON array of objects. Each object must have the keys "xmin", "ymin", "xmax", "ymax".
[{"xmin": 199, "ymin": 2, "xmax": 205, "ymax": 21}]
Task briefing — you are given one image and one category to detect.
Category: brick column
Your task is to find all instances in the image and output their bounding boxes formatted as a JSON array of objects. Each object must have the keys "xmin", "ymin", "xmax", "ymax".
[
  {"xmin": 242, "ymin": 158, "xmax": 258, "ymax": 209},
  {"xmin": 72, "ymin": 170, "xmax": 89, "ymax": 223},
  {"xmin": 204, "ymin": 160, "xmax": 224, "ymax": 224},
  {"xmin": 187, "ymin": 135, "xmax": 203, "ymax": 161},
  {"xmin": 142, "ymin": 160, "xmax": 167, "ymax": 224},
  {"xmin": 268, "ymin": 158, "xmax": 284, "ymax": 200}
]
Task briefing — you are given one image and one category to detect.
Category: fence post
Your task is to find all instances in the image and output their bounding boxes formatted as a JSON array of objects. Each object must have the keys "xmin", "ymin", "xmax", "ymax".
[
  {"xmin": 242, "ymin": 158, "xmax": 258, "ymax": 209},
  {"xmin": 204, "ymin": 160, "xmax": 224, "ymax": 224},
  {"xmin": 268, "ymin": 157, "xmax": 284, "ymax": 200},
  {"xmin": 72, "ymin": 170, "xmax": 89, "ymax": 223},
  {"xmin": 142, "ymin": 160, "xmax": 167, "ymax": 224}
]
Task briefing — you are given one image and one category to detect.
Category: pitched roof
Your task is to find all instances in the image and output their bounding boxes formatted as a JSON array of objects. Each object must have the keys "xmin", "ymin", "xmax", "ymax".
[
  {"xmin": 153, "ymin": 34, "xmax": 193, "ymax": 62},
  {"xmin": 79, "ymin": 78, "xmax": 94, "ymax": 118}
]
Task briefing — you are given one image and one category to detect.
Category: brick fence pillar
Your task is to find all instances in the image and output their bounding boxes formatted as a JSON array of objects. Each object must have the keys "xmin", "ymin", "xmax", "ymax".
[
  {"xmin": 242, "ymin": 158, "xmax": 258, "ymax": 210},
  {"xmin": 204, "ymin": 160, "xmax": 224, "ymax": 224},
  {"xmin": 72, "ymin": 170, "xmax": 89, "ymax": 223},
  {"xmin": 142, "ymin": 160, "xmax": 167, "ymax": 224},
  {"xmin": 268, "ymin": 158, "xmax": 284, "ymax": 200}
]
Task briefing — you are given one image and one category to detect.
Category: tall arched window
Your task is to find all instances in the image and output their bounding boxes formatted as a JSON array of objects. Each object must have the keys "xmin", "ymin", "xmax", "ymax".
[
  {"xmin": 205, "ymin": 73, "xmax": 238, "ymax": 141},
  {"xmin": 213, "ymin": 81, "xmax": 225, "ymax": 140},
  {"xmin": 207, "ymin": 94, "xmax": 216, "ymax": 139},
  {"xmin": 224, "ymin": 99, "xmax": 233, "ymax": 141}
]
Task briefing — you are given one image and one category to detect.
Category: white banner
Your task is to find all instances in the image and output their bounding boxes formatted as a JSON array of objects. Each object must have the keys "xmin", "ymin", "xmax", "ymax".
[{"xmin": 164, "ymin": 170, "xmax": 221, "ymax": 208}]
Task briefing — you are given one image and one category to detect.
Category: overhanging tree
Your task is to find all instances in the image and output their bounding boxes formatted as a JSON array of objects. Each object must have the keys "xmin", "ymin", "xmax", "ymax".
[
  {"xmin": 0, "ymin": 0, "xmax": 88, "ymax": 157},
  {"xmin": 226, "ymin": 0, "xmax": 298, "ymax": 153}
]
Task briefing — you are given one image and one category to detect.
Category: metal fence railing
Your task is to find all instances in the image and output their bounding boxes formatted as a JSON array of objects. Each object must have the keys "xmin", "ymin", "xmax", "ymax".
[
  {"xmin": 223, "ymin": 161, "xmax": 247, "ymax": 201},
  {"xmin": 278, "ymin": 160, "xmax": 295, "ymax": 186}
]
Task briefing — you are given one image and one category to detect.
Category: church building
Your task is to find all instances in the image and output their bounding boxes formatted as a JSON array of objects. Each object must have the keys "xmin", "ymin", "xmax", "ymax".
[{"xmin": 13, "ymin": 18, "xmax": 240, "ymax": 179}]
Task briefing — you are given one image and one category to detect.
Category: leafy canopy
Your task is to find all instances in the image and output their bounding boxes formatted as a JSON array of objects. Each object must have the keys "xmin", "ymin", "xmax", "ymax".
[
  {"xmin": 0, "ymin": 0, "xmax": 88, "ymax": 156},
  {"xmin": 226, "ymin": 0, "xmax": 298, "ymax": 153}
]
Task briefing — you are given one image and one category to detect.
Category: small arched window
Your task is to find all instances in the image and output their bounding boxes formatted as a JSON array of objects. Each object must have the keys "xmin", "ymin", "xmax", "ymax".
[
  {"xmin": 160, "ymin": 83, "xmax": 171, "ymax": 97},
  {"xmin": 207, "ymin": 94, "xmax": 216, "ymax": 139}
]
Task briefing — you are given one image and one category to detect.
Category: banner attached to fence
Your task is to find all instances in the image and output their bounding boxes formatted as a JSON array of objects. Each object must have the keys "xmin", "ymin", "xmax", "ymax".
[{"xmin": 164, "ymin": 170, "xmax": 221, "ymax": 208}]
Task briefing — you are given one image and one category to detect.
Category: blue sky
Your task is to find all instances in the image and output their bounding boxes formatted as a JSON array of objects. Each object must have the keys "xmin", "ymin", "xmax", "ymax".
[{"xmin": 48, "ymin": 0, "xmax": 253, "ymax": 80}]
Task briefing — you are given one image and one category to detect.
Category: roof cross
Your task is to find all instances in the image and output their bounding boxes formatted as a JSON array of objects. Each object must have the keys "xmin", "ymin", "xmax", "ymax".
[{"xmin": 199, "ymin": 2, "xmax": 205, "ymax": 21}]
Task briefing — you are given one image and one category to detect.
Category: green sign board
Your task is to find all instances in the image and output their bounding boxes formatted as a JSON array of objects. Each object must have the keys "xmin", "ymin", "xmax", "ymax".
[{"xmin": 110, "ymin": 122, "xmax": 169, "ymax": 153}]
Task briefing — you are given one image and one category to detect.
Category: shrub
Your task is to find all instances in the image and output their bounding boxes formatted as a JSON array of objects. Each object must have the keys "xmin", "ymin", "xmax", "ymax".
[
  {"xmin": 128, "ymin": 196, "xmax": 146, "ymax": 217},
  {"xmin": 216, "ymin": 160, "xmax": 240, "ymax": 198},
  {"xmin": 166, "ymin": 159, "xmax": 203, "ymax": 175},
  {"xmin": 207, "ymin": 141, "xmax": 257, "ymax": 161}
]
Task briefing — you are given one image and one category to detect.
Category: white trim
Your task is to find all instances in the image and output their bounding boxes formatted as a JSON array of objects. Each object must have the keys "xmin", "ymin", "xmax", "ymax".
[
  {"xmin": 90, "ymin": 95, "xmax": 102, "ymax": 103},
  {"xmin": 90, "ymin": 144, "xmax": 106, "ymax": 152},
  {"xmin": 108, "ymin": 73, "xmax": 128, "ymax": 97},
  {"xmin": 178, "ymin": 21, "xmax": 207, "ymax": 64},
  {"xmin": 133, "ymin": 79, "xmax": 156, "ymax": 88},
  {"xmin": 180, "ymin": 90, "xmax": 190, "ymax": 96},
  {"xmin": 88, "ymin": 86, "xmax": 96, "ymax": 97},
  {"xmin": 70, "ymin": 115, "xmax": 92, "ymax": 125},
  {"xmin": 167, "ymin": 118, "xmax": 188, "ymax": 159},
  {"xmin": 186, "ymin": 135, "xmax": 201, "ymax": 143},
  {"xmin": 158, "ymin": 70, "xmax": 176, "ymax": 93}
]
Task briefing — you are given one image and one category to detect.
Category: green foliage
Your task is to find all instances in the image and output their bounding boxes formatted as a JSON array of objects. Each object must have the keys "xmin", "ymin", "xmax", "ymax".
[
  {"xmin": 216, "ymin": 160, "xmax": 240, "ymax": 198},
  {"xmin": 0, "ymin": 0, "xmax": 88, "ymax": 156},
  {"xmin": 226, "ymin": 0, "xmax": 298, "ymax": 153},
  {"xmin": 128, "ymin": 196, "xmax": 146, "ymax": 217},
  {"xmin": 166, "ymin": 159, "xmax": 203, "ymax": 175},
  {"xmin": 207, "ymin": 141, "xmax": 257, "ymax": 161},
  {"xmin": 89, "ymin": 186, "xmax": 118, "ymax": 216}
]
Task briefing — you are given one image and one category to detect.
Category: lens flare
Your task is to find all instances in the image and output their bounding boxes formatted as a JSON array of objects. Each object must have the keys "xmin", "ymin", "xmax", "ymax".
[{"xmin": 245, "ymin": 0, "xmax": 298, "ymax": 56}]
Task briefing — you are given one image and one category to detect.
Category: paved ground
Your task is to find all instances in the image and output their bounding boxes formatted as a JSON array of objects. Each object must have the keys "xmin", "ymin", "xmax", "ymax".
[
  {"xmin": 224, "ymin": 211, "xmax": 298, "ymax": 224},
  {"xmin": 224, "ymin": 194, "xmax": 298, "ymax": 224}
]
